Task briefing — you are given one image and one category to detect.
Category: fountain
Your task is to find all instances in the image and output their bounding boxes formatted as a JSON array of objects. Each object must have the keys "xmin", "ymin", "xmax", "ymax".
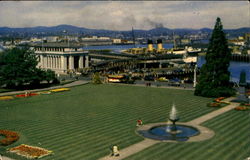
[
  {"xmin": 138, "ymin": 104, "xmax": 200, "ymax": 141},
  {"xmin": 168, "ymin": 103, "xmax": 179, "ymax": 133}
]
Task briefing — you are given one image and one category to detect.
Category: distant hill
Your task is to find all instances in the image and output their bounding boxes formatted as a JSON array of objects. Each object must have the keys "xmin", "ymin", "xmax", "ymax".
[{"xmin": 0, "ymin": 25, "xmax": 249, "ymax": 38}]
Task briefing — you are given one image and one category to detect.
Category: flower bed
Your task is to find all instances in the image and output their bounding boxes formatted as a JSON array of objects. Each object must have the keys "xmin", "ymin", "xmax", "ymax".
[
  {"xmin": 214, "ymin": 97, "xmax": 225, "ymax": 102},
  {"xmin": 9, "ymin": 144, "xmax": 52, "ymax": 159},
  {"xmin": 0, "ymin": 130, "xmax": 19, "ymax": 146},
  {"xmin": 50, "ymin": 88, "xmax": 70, "ymax": 92},
  {"xmin": 0, "ymin": 96, "xmax": 14, "ymax": 101},
  {"xmin": 15, "ymin": 93, "xmax": 39, "ymax": 98},
  {"xmin": 235, "ymin": 106, "xmax": 250, "ymax": 111},
  {"xmin": 207, "ymin": 102, "xmax": 221, "ymax": 107}
]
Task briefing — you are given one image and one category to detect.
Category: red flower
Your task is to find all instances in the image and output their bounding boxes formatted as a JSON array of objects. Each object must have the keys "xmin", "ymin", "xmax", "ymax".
[{"xmin": 0, "ymin": 130, "xmax": 19, "ymax": 146}]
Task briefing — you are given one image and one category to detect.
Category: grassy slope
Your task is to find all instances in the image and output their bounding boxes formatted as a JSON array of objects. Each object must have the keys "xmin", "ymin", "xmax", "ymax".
[
  {"xmin": 124, "ymin": 110, "xmax": 249, "ymax": 160},
  {"xmin": 0, "ymin": 84, "xmax": 214, "ymax": 160}
]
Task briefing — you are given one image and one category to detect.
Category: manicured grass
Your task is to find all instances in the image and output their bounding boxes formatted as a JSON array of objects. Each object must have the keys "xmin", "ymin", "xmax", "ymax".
[
  {"xmin": 124, "ymin": 110, "xmax": 249, "ymax": 160},
  {"xmin": 0, "ymin": 84, "xmax": 214, "ymax": 160}
]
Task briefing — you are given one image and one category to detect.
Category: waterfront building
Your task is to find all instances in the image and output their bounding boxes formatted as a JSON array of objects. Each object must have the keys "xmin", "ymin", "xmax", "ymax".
[
  {"xmin": 31, "ymin": 44, "xmax": 89, "ymax": 74},
  {"xmin": 112, "ymin": 39, "xmax": 122, "ymax": 44}
]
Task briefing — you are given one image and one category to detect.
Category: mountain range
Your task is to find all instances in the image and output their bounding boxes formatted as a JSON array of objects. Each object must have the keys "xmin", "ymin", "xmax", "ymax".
[{"xmin": 0, "ymin": 25, "xmax": 249, "ymax": 38}]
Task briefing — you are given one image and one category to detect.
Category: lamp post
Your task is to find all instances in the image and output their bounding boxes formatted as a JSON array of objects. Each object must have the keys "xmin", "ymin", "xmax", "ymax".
[{"xmin": 193, "ymin": 64, "xmax": 197, "ymax": 88}]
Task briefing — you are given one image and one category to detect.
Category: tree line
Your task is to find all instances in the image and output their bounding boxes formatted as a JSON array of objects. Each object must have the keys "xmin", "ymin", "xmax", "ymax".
[{"xmin": 0, "ymin": 47, "xmax": 57, "ymax": 89}]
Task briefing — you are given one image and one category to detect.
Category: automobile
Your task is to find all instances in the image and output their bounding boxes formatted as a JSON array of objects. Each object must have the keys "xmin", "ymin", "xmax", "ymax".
[
  {"xmin": 144, "ymin": 75, "xmax": 155, "ymax": 81},
  {"xmin": 168, "ymin": 78, "xmax": 181, "ymax": 86},
  {"xmin": 158, "ymin": 77, "xmax": 169, "ymax": 82}
]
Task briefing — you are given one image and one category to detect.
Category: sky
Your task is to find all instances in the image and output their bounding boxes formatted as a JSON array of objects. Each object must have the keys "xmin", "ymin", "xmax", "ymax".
[{"xmin": 0, "ymin": 1, "xmax": 249, "ymax": 30}]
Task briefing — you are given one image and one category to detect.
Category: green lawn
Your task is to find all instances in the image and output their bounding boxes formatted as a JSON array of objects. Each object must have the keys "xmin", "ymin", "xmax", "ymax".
[
  {"xmin": 0, "ymin": 84, "xmax": 218, "ymax": 160},
  {"xmin": 124, "ymin": 110, "xmax": 249, "ymax": 160}
]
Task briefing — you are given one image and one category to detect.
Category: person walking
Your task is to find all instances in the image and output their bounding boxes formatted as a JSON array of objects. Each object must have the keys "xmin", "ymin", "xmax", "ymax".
[
  {"xmin": 136, "ymin": 119, "xmax": 143, "ymax": 126},
  {"xmin": 111, "ymin": 145, "xmax": 120, "ymax": 157}
]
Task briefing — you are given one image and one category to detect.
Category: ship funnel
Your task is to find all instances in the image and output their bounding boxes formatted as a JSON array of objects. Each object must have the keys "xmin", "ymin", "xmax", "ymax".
[
  {"xmin": 157, "ymin": 39, "xmax": 163, "ymax": 52},
  {"xmin": 147, "ymin": 39, "xmax": 154, "ymax": 52}
]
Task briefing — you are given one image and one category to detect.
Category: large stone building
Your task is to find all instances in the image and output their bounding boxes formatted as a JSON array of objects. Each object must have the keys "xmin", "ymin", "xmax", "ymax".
[{"xmin": 32, "ymin": 44, "xmax": 89, "ymax": 74}]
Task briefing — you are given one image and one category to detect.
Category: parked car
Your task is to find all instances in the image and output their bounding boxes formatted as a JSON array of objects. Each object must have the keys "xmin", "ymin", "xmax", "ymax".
[
  {"xmin": 169, "ymin": 78, "xmax": 181, "ymax": 86},
  {"xmin": 144, "ymin": 75, "xmax": 155, "ymax": 81}
]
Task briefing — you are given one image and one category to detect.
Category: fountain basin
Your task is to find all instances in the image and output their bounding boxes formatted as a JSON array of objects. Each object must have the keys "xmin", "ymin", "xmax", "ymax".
[
  {"xmin": 148, "ymin": 125, "xmax": 199, "ymax": 141},
  {"xmin": 137, "ymin": 122, "xmax": 215, "ymax": 142}
]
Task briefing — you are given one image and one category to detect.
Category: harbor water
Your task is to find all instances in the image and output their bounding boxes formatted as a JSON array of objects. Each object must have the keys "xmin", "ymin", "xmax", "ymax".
[{"xmin": 197, "ymin": 56, "xmax": 250, "ymax": 82}]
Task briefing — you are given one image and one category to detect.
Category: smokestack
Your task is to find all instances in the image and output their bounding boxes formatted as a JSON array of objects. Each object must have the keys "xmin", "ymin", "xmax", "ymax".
[
  {"xmin": 157, "ymin": 39, "xmax": 163, "ymax": 52},
  {"xmin": 147, "ymin": 39, "xmax": 154, "ymax": 52}
]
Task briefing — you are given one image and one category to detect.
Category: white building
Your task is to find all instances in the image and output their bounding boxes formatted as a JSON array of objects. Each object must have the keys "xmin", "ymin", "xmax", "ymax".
[
  {"xmin": 30, "ymin": 37, "xmax": 43, "ymax": 43},
  {"xmin": 32, "ymin": 45, "xmax": 89, "ymax": 74},
  {"xmin": 45, "ymin": 36, "xmax": 59, "ymax": 43}
]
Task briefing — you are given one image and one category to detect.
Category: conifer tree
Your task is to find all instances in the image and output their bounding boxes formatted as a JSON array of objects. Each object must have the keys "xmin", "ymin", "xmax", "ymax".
[{"xmin": 194, "ymin": 17, "xmax": 235, "ymax": 97}]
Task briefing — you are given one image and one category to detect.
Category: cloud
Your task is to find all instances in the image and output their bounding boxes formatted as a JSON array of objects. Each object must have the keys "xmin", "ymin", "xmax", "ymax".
[{"xmin": 0, "ymin": 1, "xmax": 248, "ymax": 30}]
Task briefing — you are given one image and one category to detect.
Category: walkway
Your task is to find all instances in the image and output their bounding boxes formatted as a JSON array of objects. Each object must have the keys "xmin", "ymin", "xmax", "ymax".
[
  {"xmin": 0, "ymin": 80, "xmax": 89, "ymax": 97},
  {"xmin": 99, "ymin": 97, "xmax": 239, "ymax": 160},
  {"xmin": 188, "ymin": 97, "xmax": 238, "ymax": 125},
  {"xmin": 0, "ymin": 156, "xmax": 15, "ymax": 160},
  {"xmin": 99, "ymin": 139, "xmax": 158, "ymax": 160}
]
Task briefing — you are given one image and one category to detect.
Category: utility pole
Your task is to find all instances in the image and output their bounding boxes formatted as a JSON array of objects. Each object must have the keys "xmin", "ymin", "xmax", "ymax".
[
  {"xmin": 132, "ymin": 27, "xmax": 136, "ymax": 48},
  {"xmin": 193, "ymin": 64, "xmax": 197, "ymax": 88}
]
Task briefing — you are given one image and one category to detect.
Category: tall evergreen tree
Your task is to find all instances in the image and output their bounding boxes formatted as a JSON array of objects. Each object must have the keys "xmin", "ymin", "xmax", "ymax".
[{"xmin": 195, "ymin": 17, "xmax": 235, "ymax": 97}]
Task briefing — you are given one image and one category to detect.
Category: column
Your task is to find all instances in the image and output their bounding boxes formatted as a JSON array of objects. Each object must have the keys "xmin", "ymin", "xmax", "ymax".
[
  {"xmin": 55, "ymin": 56, "xmax": 58, "ymax": 69},
  {"xmin": 40, "ymin": 55, "xmax": 43, "ymax": 68},
  {"xmin": 58, "ymin": 56, "xmax": 61, "ymax": 70},
  {"xmin": 69, "ymin": 56, "xmax": 74, "ymax": 70},
  {"xmin": 85, "ymin": 55, "xmax": 89, "ymax": 68},
  {"xmin": 58, "ymin": 56, "xmax": 60, "ymax": 69},
  {"xmin": 61, "ymin": 56, "xmax": 67, "ymax": 71},
  {"xmin": 47, "ymin": 56, "xmax": 50, "ymax": 68},
  {"xmin": 50, "ymin": 56, "xmax": 53, "ymax": 69},
  {"xmin": 53, "ymin": 56, "xmax": 56, "ymax": 69},
  {"xmin": 46, "ymin": 56, "xmax": 48, "ymax": 68},
  {"xmin": 43, "ymin": 55, "xmax": 46, "ymax": 68},
  {"xmin": 54, "ymin": 56, "xmax": 56, "ymax": 69},
  {"xmin": 79, "ymin": 56, "xmax": 84, "ymax": 68}
]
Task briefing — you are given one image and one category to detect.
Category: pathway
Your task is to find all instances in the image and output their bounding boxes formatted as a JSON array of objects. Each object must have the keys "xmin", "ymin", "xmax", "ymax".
[
  {"xmin": 0, "ymin": 156, "xmax": 15, "ymax": 160},
  {"xmin": 0, "ymin": 80, "xmax": 89, "ymax": 97},
  {"xmin": 99, "ymin": 97, "xmax": 239, "ymax": 160},
  {"xmin": 188, "ymin": 97, "xmax": 238, "ymax": 125},
  {"xmin": 99, "ymin": 139, "xmax": 158, "ymax": 160}
]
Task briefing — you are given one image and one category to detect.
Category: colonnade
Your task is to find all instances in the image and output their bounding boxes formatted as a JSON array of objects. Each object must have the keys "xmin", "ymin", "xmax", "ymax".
[{"xmin": 38, "ymin": 54, "xmax": 89, "ymax": 73}]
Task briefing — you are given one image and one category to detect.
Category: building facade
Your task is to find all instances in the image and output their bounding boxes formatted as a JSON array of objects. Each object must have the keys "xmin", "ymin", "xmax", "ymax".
[{"xmin": 32, "ymin": 45, "xmax": 89, "ymax": 74}]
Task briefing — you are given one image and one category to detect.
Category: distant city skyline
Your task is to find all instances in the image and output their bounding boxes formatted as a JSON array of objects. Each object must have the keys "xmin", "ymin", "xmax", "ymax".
[{"xmin": 0, "ymin": 1, "xmax": 249, "ymax": 30}]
